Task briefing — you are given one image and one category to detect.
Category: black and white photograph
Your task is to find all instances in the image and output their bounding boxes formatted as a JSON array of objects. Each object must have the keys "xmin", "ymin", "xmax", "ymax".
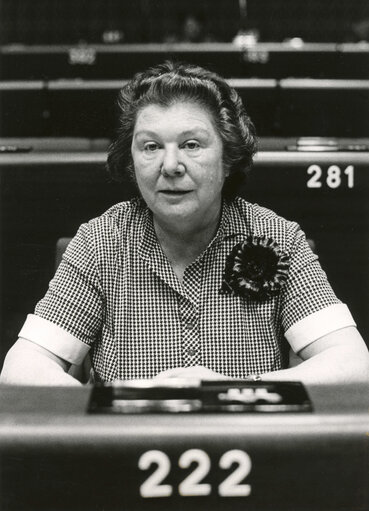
[{"xmin": 0, "ymin": 1, "xmax": 368, "ymax": 510}]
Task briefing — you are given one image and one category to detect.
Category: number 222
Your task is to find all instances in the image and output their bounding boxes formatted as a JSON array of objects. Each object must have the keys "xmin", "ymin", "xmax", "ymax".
[{"xmin": 138, "ymin": 448, "xmax": 252, "ymax": 498}]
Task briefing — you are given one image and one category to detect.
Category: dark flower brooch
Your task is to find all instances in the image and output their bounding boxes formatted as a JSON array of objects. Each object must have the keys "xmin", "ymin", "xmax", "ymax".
[{"xmin": 220, "ymin": 236, "xmax": 290, "ymax": 300}]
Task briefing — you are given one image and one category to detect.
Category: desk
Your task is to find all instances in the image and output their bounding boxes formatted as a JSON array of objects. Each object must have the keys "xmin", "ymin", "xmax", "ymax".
[
  {"xmin": 1, "ymin": 145, "xmax": 367, "ymax": 359},
  {"xmin": 1, "ymin": 78, "xmax": 368, "ymax": 138},
  {"xmin": 0, "ymin": 383, "xmax": 368, "ymax": 511},
  {"xmin": 1, "ymin": 43, "xmax": 369, "ymax": 80}
]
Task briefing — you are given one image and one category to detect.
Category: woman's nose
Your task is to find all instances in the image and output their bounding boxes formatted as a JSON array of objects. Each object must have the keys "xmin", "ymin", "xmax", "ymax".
[{"xmin": 161, "ymin": 146, "xmax": 185, "ymax": 176}]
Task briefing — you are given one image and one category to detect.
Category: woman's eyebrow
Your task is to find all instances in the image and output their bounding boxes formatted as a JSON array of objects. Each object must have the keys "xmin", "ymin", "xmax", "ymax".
[
  {"xmin": 133, "ymin": 127, "xmax": 211, "ymax": 140},
  {"xmin": 133, "ymin": 130, "xmax": 158, "ymax": 139},
  {"xmin": 181, "ymin": 128, "xmax": 210, "ymax": 138}
]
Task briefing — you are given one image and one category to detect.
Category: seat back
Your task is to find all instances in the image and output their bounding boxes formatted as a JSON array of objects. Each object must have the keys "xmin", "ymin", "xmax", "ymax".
[{"xmin": 55, "ymin": 237, "xmax": 72, "ymax": 270}]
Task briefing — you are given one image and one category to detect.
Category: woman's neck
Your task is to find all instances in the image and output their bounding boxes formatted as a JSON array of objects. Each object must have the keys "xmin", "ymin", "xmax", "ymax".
[{"xmin": 153, "ymin": 211, "xmax": 221, "ymax": 278}]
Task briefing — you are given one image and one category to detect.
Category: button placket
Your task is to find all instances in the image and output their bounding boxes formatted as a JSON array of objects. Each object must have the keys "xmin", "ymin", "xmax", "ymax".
[
  {"xmin": 180, "ymin": 258, "xmax": 203, "ymax": 366},
  {"xmin": 179, "ymin": 295, "xmax": 200, "ymax": 366}
]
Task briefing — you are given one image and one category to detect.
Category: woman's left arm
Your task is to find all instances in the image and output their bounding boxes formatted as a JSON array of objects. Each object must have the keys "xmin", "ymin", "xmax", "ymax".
[
  {"xmin": 155, "ymin": 327, "xmax": 369, "ymax": 383},
  {"xmin": 261, "ymin": 326, "xmax": 369, "ymax": 384}
]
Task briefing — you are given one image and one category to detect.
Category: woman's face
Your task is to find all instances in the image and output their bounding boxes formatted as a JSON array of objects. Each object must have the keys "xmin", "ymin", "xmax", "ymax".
[{"xmin": 131, "ymin": 101, "xmax": 226, "ymax": 231}]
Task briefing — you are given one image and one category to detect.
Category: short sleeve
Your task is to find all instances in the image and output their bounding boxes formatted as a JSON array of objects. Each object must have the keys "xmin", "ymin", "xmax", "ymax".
[
  {"xmin": 33, "ymin": 222, "xmax": 104, "ymax": 349},
  {"xmin": 281, "ymin": 227, "xmax": 356, "ymax": 352}
]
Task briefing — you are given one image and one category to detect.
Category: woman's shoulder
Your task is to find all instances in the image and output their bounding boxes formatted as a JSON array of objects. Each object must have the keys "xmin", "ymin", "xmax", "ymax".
[
  {"xmin": 233, "ymin": 196, "xmax": 298, "ymax": 226},
  {"xmin": 70, "ymin": 198, "xmax": 146, "ymax": 259},
  {"xmin": 232, "ymin": 197, "xmax": 303, "ymax": 250},
  {"xmin": 87, "ymin": 198, "xmax": 145, "ymax": 231}
]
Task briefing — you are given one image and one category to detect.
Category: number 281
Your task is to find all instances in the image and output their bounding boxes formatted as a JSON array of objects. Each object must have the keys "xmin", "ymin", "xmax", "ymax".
[
  {"xmin": 307, "ymin": 165, "xmax": 354, "ymax": 188},
  {"xmin": 138, "ymin": 448, "xmax": 252, "ymax": 498}
]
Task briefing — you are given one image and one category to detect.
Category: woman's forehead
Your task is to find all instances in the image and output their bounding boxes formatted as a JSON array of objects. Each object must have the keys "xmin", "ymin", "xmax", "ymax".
[{"xmin": 133, "ymin": 101, "xmax": 218, "ymax": 135}]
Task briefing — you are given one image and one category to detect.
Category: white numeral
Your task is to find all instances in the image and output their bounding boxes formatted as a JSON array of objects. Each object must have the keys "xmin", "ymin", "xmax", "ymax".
[
  {"xmin": 326, "ymin": 165, "xmax": 341, "ymax": 188},
  {"xmin": 138, "ymin": 450, "xmax": 172, "ymax": 498},
  {"xmin": 307, "ymin": 165, "xmax": 322, "ymax": 188},
  {"xmin": 178, "ymin": 449, "xmax": 211, "ymax": 496},
  {"xmin": 307, "ymin": 165, "xmax": 355, "ymax": 188},
  {"xmin": 138, "ymin": 448, "xmax": 253, "ymax": 498},
  {"xmin": 344, "ymin": 165, "xmax": 354, "ymax": 188},
  {"xmin": 218, "ymin": 449, "xmax": 252, "ymax": 497}
]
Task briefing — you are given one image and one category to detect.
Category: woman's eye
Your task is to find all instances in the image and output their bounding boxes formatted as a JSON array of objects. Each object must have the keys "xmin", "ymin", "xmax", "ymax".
[
  {"xmin": 144, "ymin": 142, "xmax": 159, "ymax": 153},
  {"xmin": 183, "ymin": 141, "xmax": 200, "ymax": 151}
]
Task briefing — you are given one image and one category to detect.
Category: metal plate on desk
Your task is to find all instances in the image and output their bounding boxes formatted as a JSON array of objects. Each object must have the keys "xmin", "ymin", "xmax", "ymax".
[{"xmin": 88, "ymin": 380, "xmax": 313, "ymax": 414}]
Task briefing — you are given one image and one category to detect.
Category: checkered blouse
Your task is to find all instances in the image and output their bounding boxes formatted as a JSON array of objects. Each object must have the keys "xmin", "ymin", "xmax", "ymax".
[{"xmin": 20, "ymin": 197, "xmax": 355, "ymax": 381}]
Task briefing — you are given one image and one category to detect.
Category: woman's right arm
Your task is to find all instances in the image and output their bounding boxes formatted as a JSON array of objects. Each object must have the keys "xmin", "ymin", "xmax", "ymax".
[
  {"xmin": 1, "ymin": 220, "xmax": 103, "ymax": 387},
  {"xmin": 0, "ymin": 338, "xmax": 82, "ymax": 386}
]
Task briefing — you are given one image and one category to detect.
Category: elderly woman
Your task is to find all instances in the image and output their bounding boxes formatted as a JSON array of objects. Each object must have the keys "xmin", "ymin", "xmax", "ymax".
[{"xmin": 1, "ymin": 62, "xmax": 368, "ymax": 386}]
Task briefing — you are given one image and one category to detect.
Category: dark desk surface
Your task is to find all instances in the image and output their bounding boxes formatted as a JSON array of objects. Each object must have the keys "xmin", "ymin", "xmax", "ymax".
[
  {"xmin": 0, "ymin": 383, "xmax": 368, "ymax": 449},
  {"xmin": 0, "ymin": 383, "xmax": 368, "ymax": 511}
]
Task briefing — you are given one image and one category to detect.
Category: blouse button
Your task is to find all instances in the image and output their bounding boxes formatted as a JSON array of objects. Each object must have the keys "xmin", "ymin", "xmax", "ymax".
[
  {"xmin": 185, "ymin": 321, "xmax": 196, "ymax": 329},
  {"xmin": 187, "ymin": 349, "xmax": 198, "ymax": 357}
]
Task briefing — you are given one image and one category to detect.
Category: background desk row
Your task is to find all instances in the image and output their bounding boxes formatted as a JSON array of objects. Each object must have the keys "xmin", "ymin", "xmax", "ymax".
[
  {"xmin": 1, "ymin": 78, "xmax": 368, "ymax": 138},
  {"xmin": 1, "ymin": 42, "xmax": 369, "ymax": 79},
  {"xmin": 0, "ymin": 145, "xmax": 367, "ymax": 360}
]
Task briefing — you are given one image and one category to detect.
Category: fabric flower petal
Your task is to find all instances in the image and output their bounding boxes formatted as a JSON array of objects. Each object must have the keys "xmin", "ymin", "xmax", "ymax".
[{"xmin": 221, "ymin": 236, "xmax": 290, "ymax": 300}]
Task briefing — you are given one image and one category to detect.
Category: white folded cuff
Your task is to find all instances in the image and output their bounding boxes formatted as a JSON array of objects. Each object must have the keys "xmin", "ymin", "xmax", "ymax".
[
  {"xmin": 19, "ymin": 314, "xmax": 90, "ymax": 365},
  {"xmin": 285, "ymin": 303, "xmax": 356, "ymax": 353}
]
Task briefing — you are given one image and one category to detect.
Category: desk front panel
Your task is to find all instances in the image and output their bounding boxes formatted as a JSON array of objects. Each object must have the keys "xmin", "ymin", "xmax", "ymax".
[
  {"xmin": 248, "ymin": 151, "xmax": 369, "ymax": 340},
  {"xmin": 0, "ymin": 384, "xmax": 368, "ymax": 511},
  {"xmin": 0, "ymin": 149, "xmax": 368, "ymax": 359}
]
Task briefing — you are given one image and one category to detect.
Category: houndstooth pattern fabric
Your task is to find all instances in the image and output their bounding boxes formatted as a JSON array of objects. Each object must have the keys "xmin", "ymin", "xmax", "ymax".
[{"xmin": 34, "ymin": 197, "xmax": 341, "ymax": 382}]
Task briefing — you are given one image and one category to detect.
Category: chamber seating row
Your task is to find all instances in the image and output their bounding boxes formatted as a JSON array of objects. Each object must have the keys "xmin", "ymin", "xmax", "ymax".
[
  {"xmin": 1, "ymin": 42, "xmax": 369, "ymax": 80},
  {"xmin": 0, "ymin": 147, "xmax": 367, "ymax": 361},
  {"xmin": 0, "ymin": 78, "xmax": 368, "ymax": 138}
]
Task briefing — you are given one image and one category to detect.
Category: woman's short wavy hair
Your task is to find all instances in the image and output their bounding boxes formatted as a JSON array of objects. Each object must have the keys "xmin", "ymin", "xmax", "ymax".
[{"xmin": 107, "ymin": 61, "xmax": 258, "ymax": 199}]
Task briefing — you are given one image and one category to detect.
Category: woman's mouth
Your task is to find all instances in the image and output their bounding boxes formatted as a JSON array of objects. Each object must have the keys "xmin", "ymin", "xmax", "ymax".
[{"xmin": 160, "ymin": 190, "xmax": 191, "ymax": 196}]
